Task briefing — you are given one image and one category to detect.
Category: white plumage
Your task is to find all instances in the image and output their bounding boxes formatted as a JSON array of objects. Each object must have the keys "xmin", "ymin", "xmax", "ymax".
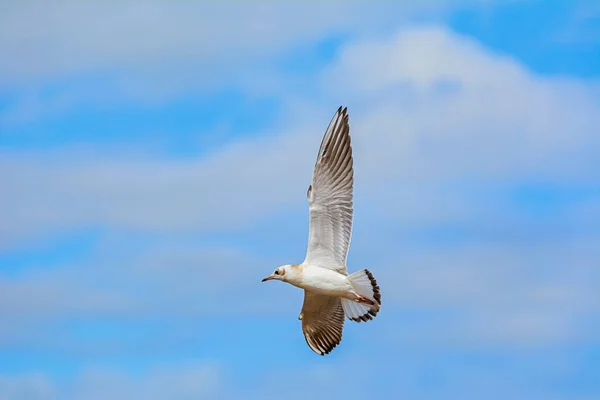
[{"xmin": 262, "ymin": 106, "xmax": 381, "ymax": 355}]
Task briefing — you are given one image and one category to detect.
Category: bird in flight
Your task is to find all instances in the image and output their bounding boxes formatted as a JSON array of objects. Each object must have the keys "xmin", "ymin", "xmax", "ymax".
[{"xmin": 262, "ymin": 106, "xmax": 381, "ymax": 355}]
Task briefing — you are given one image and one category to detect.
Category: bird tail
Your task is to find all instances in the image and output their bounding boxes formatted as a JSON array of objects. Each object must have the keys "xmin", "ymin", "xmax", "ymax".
[{"xmin": 341, "ymin": 269, "xmax": 381, "ymax": 322}]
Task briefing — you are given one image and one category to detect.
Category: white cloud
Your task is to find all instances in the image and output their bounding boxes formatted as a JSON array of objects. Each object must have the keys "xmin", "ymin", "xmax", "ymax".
[
  {"xmin": 0, "ymin": 242, "xmax": 289, "ymax": 323},
  {"xmin": 0, "ymin": 128, "xmax": 318, "ymax": 247},
  {"xmin": 0, "ymin": 363, "xmax": 222, "ymax": 400},
  {"xmin": 373, "ymin": 239, "xmax": 600, "ymax": 346},
  {"xmin": 0, "ymin": 1, "xmax": 529, "ymax": 124},
  {"xmin": 1, "ymin": 229, "xmax": 597, "ymax": 350},
  {"xmin": 322, "ymin": 26, "xmax": 600, "ymax": 182},
  {"xmin": 0, "ymin": 0, "xmax": 501, "ymax": 87},
  {"xmin": 0, "ymin": 373, "xmax": 56, "ymax": 400},
  {"xmin": 2, "ymin": 26, "xmax": 598, "ymax": 244},
  {"xmin": 1, "ymin": 25, "xmax": 598, "ymax": 352},
  {"xmin": 2, "ymin": 7, "xmax": 599, "ymax": 399}
]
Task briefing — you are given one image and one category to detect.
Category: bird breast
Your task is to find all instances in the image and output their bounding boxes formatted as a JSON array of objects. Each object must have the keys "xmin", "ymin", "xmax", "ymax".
[{"xmin": 295, "ymin": 266, "xmax": 353, "ymax": 297}]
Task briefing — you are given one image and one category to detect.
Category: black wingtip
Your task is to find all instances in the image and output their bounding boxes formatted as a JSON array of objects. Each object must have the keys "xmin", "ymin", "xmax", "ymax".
[
  {"xmin": 336, "ymin": 105, "xmax": 348, "ymax": 116},
  {"xmin": 340, "ymin": 106, "xmax": 349, "ymax": 123}
]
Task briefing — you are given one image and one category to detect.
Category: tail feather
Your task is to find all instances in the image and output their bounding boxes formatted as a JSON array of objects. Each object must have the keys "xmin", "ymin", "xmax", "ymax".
[
  {"xmin": 341, "ymin": 300, "xmax": 375, "ymax": 322},
  {"xmin": 341, "ymin": 269, "xmax": 381, "ymax": 322}
]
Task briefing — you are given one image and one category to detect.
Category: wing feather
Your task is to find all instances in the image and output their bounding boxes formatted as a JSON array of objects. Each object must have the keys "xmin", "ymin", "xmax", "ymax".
[
  {"xmin": 304, "ymin": 106, "xmax": 354, "ymax": 272},
  {"xmin": 299, "ymin": 291, "xmax": 345, "ymax": 355}
]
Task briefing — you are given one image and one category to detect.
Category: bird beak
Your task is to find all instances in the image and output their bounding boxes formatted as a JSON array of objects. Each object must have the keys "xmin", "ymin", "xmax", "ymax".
[{"xmin": 262, "ymin": 275, "xmax": 274, "ymax": 282}]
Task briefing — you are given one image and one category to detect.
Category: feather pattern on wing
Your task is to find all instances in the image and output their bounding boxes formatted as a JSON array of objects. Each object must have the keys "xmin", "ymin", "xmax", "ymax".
[
  {"xmin": 304, "ymin": 106, "xmax": 354, "ymax": 272},
  {"xmin": 299, "ymin": 291, "xmax": 345, "ymax": 355}
]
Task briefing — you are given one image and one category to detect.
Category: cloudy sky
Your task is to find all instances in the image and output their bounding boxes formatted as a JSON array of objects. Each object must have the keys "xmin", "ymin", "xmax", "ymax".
[{"xmin": 1, "ymin": 0, "xmax": 599, "ymax": 399}]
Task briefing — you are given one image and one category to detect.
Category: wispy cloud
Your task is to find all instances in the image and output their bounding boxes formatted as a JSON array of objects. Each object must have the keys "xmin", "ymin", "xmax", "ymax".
[
  {"xmin": 0, "ymin": 362, "xmax": 221, "ymax": 400},
  {"xmin": 0, "ymin": 0, "xmax": 529, "ymax": 124},
  {"xmin": 2, "ymin": 3, "xmax": 599, "ymax": 399},
  {"xmin": 2, "ymin": 27, "xmax": 598, "ymax": 246}
]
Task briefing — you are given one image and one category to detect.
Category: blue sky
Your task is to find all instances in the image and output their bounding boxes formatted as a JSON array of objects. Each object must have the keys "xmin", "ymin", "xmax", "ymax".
[{"xmin": 1, "ymin": 1, "xmax": 599, "ymax": 399}]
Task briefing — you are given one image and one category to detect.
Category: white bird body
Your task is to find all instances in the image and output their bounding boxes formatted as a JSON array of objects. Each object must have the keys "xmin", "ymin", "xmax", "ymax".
[
  {"xmin": 262, "ymin": 107, "xmax": 382, "ymax": 355},
  {"xmin": 278, "ymin": 263, "xmax": 354, "ymax": 299}
]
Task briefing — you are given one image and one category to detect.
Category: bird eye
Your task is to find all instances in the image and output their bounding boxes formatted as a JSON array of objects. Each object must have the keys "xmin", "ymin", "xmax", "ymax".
[{"xmin": 274, "ymin": 270, "xmax": 279, "ymax": 275}]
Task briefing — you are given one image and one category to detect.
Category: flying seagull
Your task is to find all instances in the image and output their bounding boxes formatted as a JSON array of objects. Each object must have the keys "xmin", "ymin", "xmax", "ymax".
[{"xmin": 262, "ymin": 106, "xmax": 381, "ymax": 355}]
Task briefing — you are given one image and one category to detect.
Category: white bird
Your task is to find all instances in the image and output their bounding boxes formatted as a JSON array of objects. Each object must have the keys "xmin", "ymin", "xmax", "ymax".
[{"xmin": 262, "ymin": 106, "xmax": 381, "ymax": 355}]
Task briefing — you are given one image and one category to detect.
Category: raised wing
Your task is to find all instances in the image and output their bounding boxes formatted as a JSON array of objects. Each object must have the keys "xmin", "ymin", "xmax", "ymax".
[
  {"xmin": 303, "ymin": 106, "xmax": 354, "ymax": 272},
  {"xmin": 299, "ymin": 291, "xmax": 345, "ymax": 355}
]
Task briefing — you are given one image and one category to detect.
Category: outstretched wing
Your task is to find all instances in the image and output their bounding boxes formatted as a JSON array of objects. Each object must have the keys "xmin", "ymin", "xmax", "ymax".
[
  {"xmin": 303, "ymin": 106, "xmax": 354, "ymax": 272},
  {"xmin": 299, "ymin": 291, "xmax": 345, "ymax": 355}
]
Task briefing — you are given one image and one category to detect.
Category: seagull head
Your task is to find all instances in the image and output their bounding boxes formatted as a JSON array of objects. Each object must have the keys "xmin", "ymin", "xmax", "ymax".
[{"xmin": 262, "ymin": 264, "xmax": 292, "ymax": 283}]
